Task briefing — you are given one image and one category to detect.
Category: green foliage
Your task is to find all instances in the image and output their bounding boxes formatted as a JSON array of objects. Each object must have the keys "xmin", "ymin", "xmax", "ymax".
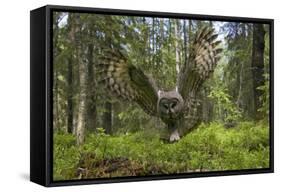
[
  {"xmin": 53, "ymin": 134, "xmax": 80, "ymax": 180},
  {"xmin": 257, "ymin": 30, "xmax": 270, "ymax": 119},
  {"xmin": 257, "ymin": 73, "xmax": 270, "ymax": 118},
  {"xmin": 208, "ymin": 85, "xmax": 242, "ymax": 122},
  {"xmin": 54, "ymin": 121, "xmax": 269, "ymax": 180}
]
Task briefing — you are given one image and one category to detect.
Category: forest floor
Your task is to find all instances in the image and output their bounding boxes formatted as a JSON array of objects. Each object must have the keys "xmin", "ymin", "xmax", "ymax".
[{"xmin": 53, "ymin": 121, "xmax": 270, "ymax": 181}]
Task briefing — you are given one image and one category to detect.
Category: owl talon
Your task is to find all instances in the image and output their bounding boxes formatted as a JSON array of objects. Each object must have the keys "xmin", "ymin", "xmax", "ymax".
[{"xmin": 169, "ymin": 129, "xmax": 180, "ymax": 142}]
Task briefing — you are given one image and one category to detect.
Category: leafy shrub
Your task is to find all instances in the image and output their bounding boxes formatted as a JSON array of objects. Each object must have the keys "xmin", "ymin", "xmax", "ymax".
[{"xmin": 208, "ymin": 87, "xmax": 242, "ymax": 122}]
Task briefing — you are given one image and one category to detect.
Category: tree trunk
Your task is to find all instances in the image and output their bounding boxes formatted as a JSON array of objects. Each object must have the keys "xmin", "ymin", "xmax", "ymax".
[
  {"xmin": 67, "ymin": 56, "xmax": 73, "ymax": 134},
  {"xmin": 188, "ymin": 20, "xmax": 192, "ymax": 60},
  {"xmin": 151, "ymin": 18, "xmax": 155, "ymax": 65},
  {"xmin": 76, "ymin": 65, "xmax": 86, "ymax": 145},
  {"xmin": 183, "ymin": 20, "xmax": 188, "ymax": 66},
  {"xmin": 168, "ymin": 19, "xmax": 172, "ymax": 53},
  {"xmin": 202, "ymin": 87, "xmax": 213, "ymax": 122},
  {"xmin": 67, "ymin": 13, "xmax": 75, "ymax": 134},
  {"xmin": 103, "ymin": 101, "xmax": 112, "ymax": 134},
  {"xmin": 174, "ymin": 20, "xmax": 180, "ymax": 76},
  {"xmin": 251, "ymin": 24, "xmax": 265, "ymax": 119},
  {"xmin": 53, "ymin": 13, "xmax": 60, "ymax": 132},
  {"xmin": 236, "ymin": 24, "xmax": 245, "ymax": 112},
  {"xmin": 86, "ymin": 41, "xmax": 97, "ymax": 132},
  {"xmin": 75, "ymin": 15, "xmax": 87, "ymax": 145},
  {"xmin": 236, "ymin": 59, "xmax": 244, "ymax": 110}
]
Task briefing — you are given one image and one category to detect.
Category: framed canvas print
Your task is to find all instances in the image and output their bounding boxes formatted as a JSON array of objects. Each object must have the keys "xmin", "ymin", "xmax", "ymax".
[{"xmin": 30, "ymin": 5, "xmax": 274, "ymax": 187}]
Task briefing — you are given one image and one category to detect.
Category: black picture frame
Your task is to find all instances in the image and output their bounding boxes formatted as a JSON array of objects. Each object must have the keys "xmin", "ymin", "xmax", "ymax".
[{"xmin": 30, "ymin": 4, "xmax": 274, "ymax": 187}]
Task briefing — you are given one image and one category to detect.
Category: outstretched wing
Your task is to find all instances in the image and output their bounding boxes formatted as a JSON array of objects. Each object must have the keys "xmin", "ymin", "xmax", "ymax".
[
  {"xmin": 97, "ymin": 49, "xmax": 159, "ymax": 116},
  {"xmin": 177, "ymin": 27, "xmax": 222, "ymax": 100}
]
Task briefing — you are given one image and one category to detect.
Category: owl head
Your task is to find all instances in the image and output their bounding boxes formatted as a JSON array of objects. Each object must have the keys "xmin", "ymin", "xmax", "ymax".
[{"xmin": 157, "ymin": 90, "xmax": 184, "ymax": 123}]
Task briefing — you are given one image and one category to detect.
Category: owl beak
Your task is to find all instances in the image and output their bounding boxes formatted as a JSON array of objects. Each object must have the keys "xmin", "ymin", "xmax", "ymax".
[{"xmin": 168, "ymin": 108, "xmax": 175, "ymax": 118}]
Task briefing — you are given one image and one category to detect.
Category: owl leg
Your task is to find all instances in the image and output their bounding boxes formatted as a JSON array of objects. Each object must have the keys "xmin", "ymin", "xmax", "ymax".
[
  {"xmin": 169, "ymin": 129, "xmax": 180, "ymax": 142},
  {"xmin": 168, "ymin": 122, "xmax": 180, "ymax": 142}
]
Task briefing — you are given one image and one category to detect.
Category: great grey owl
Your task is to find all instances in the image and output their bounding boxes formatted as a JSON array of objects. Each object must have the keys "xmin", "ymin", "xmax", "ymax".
[{"xmin": 97, "ymin": 27, "xmax": 222, "ymax": 142}]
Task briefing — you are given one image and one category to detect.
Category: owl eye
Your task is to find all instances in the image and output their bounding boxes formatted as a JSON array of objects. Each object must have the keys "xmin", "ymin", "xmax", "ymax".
[
  {"xmin": 171, "ymin": 102, "xmax": 177, "ymax": 108},
  {"xmin": 163, "ymin": 103, "xmax": 169, "ymax": 109}
]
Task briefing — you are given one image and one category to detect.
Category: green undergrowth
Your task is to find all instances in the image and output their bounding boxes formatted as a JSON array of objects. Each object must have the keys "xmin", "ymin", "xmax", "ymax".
[{"xmin": 53, "ymin": 121, "xmax": 270, "ymax": 181}]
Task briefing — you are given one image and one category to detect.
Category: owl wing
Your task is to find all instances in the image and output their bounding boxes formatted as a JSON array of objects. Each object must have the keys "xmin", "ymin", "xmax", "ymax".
[
  {"xmin": 177, "ymin": 27, "xmax": 222, "ymax": 101},
  {"xmin": 97, "ymin": 49, "xmax": 159, "ymax": 116}
]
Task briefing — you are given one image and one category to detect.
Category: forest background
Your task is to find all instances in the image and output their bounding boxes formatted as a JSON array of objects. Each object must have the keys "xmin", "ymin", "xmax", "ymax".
[{"xmin": 52, "ymin": 12, "xmax": 271, "ymax": 180}]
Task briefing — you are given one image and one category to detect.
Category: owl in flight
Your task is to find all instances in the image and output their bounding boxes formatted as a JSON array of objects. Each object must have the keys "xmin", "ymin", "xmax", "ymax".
[{"xmin": 97, "ymin": 27, "xmax": 222, "ymax": 142}]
